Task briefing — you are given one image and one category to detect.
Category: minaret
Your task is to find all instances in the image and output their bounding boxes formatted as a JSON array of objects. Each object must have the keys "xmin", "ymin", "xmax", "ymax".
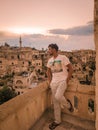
[{"xmin": 19, "ymin": 36, "xmax": 22, "ymax": 48}]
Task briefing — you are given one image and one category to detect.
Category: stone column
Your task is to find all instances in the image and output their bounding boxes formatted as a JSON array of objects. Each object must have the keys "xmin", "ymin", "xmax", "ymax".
[{"xmin": 94, "ymin": 0, "xmax": 98, "ymax": 129}]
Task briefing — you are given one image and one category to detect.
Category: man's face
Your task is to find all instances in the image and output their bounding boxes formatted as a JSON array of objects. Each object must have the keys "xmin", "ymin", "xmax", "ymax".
[{"xmin": 48, "ymin": 47, "xmax": 54, "ymax": 55}]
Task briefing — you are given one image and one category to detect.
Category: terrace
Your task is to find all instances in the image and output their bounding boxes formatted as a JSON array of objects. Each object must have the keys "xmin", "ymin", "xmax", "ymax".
[
  {"xmin": 0, "ymin": 0, "xmax": 98, "ymax": 129},
  {"xmin": 0, "ymin": 81, "xmax": 95, "ymax": 130}
]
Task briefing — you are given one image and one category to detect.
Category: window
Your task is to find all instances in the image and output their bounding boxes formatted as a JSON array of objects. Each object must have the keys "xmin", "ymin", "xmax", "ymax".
[
  {"xmin": 74, "ymin": 96, "xmax": 78, "ymax": 109},
  {"xmin": 17, "ymin": 55, "xmax": 20, "ymax": 59},
  {"xmin": 88, "ymin": 99, "xmax": 94, "ymax": 113},
  {"xmin": 11, "ymin": 56, "xmax": 14, "ymax": 59}
]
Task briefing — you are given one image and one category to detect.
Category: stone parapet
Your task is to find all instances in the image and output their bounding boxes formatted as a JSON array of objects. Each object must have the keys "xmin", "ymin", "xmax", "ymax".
[
  {"xmin": 0, "ymin": 81, "xmax": 49, "ymax": 130},
  {"xmin": 0, "ymin": 80, "xmax": 95, "ymax": 130}
]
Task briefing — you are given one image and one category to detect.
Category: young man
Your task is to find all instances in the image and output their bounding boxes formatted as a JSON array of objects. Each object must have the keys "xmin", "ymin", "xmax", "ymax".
[{"xmin": 47, "ymin": 43, "xmax": 74, "ymax": 129}]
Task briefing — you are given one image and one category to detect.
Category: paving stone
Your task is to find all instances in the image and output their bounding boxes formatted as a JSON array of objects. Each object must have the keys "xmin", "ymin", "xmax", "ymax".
[{"xmin": 42, "ymin": 121, "xmax": 87, "ymax": 130}]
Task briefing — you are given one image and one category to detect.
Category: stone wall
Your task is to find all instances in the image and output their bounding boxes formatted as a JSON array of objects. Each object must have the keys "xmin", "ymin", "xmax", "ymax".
[{"xmin": 95, "ymin": 0, "xmax": 98, "ymax": 129}]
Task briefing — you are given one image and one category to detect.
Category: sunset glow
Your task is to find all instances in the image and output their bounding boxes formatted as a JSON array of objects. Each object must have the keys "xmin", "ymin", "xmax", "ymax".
[
  {"xmin": 0, "ymin": 0, "xmax": 94, "ymax": 51},
  {"xmin": 8, "ymin": 28, "xmax": 46, "ymax": 34}
]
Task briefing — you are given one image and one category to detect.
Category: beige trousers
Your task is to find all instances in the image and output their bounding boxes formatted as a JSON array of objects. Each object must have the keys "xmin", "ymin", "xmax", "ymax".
[{"xmin": 50, "ymin": 80, "xmax": 69, "ymax": 123}]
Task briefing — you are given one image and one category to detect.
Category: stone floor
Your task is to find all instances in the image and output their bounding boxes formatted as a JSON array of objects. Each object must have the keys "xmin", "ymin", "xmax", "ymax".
[
  {"xmin": 43, "ymin": 120, "xmax": 86, "ymax": 130},
  {"xmin": 30, "ymin": 109, "xmax": 95, "ymax": 130}
]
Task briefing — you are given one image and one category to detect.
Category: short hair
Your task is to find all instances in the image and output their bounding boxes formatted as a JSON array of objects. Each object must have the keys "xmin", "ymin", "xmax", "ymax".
[{"xmin": 48, "ymin": 43, "xmax": 59, "ymax": 51}]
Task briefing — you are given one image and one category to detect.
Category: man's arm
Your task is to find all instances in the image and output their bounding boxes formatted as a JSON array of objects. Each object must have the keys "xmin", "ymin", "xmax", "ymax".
[
  {"xmin": 47, "ymin": 67, "xmax": 52, "ymax": 84},
  {"xmin": 66, "ymin": 63, "xmax": 73, "ymax": 84}
]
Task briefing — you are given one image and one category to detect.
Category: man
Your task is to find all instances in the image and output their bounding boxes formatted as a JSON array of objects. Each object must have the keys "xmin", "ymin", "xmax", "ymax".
[{"xmin": 47, "ymin": 43, "xmax": 74, "ymax": 129}]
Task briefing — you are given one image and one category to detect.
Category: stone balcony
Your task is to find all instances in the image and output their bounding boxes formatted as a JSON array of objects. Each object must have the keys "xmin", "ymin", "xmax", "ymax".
[{"xmin": 0, "ymin": 81, "xmax": 95, "ymax": 130}]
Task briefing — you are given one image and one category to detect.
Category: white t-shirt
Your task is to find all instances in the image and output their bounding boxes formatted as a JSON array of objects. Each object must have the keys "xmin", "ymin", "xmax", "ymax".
[{"xmin": 47, "ymin": 54, "xmax": 70, "ymax": 83}]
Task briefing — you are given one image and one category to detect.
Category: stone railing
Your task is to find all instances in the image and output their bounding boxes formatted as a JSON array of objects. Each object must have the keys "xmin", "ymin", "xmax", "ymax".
[
  {"xmin": 63, "ymin": 81, "xmax": 95, "ymax": 121},
  {"xmin": 47, "ymin": 81, "xmax": 95, "ymax": 122},
  {"xmin": 0, "ymin": 81, "xmax": 49, "ymax": 130},
  {"xmin": 0, "ymin": 81, "xmax": 95, "ymax": 130}
]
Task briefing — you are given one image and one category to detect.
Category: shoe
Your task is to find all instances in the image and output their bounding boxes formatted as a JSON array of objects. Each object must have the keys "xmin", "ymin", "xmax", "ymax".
[
  {"xmin": 67, "ymin": 99, "xmax": 74, "ymax": 112},
  {"xmin": 49, "ymin": 121, "xmax": 60, "ymax": 129}
]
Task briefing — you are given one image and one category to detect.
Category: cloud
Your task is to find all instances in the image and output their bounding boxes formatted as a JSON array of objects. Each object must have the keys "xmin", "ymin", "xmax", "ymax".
[
  {"xmin": 0, "ymin": 32, "xmax": 94, "ymax": 51},
  {"xmin": 0, "ymin": 22, "xmax": 95, "ymax": 51},
  {"xmin": 0, "ymin": 31, "xmax": 19, "ymax": 40},
  {"xmin": 48, "ymin": 21, "xmax": 94, "ymax": 36},
  {"xmin": 21, "ymin": 34, "xmax": 67, "ymax": 49},
  {"xmin": 60, "ymin": 35, "xmax": 95, "ymax": 51},
  {"xmin": 0, "ymin": 31, "xmax": 19, "ymax": 46},
  {"xmin": 87, "ymin": 21, "xmax": 94, "ymax": 24}
]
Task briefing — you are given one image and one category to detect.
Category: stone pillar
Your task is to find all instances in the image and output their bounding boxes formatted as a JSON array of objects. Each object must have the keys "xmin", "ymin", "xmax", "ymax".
[{"xmin": 94, "ymin": 0, "xmax": 98, "ymax": 129}]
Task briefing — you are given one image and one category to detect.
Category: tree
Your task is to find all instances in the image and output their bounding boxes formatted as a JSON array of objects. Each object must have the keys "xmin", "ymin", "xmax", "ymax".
[
  {"xmin": 90, "ymin": 61, "xmax": 96, "ymax": 71},
  {"xmin": 4, "ymin": 42, "xmax": 10, "ymax": 47},
  {"xmin": 87, "ymin": 61, "xmax": 96, "ymax": 71},
  {"xmin": 0, "ymin": 86, "xmax": 17, "ymax": 105}
]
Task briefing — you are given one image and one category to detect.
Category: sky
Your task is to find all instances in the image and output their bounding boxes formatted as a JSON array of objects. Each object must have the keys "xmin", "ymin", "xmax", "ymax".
[{"xmin": 0, "ymin": 0, "xmax": 95, "ymax": 51}]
